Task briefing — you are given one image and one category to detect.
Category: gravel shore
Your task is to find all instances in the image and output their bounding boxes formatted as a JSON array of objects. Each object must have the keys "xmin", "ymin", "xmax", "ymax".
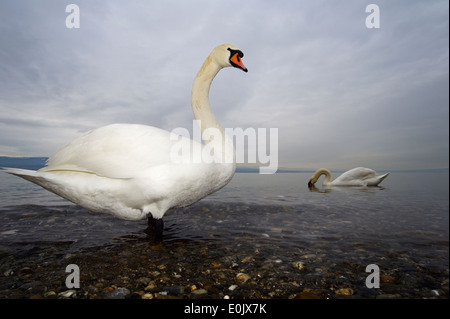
[{"xmin": 1, "ymin": 208, "xmax": 448, "ymax": 300}]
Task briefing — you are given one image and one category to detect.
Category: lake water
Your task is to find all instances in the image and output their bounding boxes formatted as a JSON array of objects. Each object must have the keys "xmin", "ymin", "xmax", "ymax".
[{"xmin": 0, "ymin": 168, "xmax": 448, "ymax": 299}]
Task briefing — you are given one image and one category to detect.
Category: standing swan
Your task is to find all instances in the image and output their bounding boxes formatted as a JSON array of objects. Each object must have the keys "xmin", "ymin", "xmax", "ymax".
[
  {"xmin": 2, "ymin": 44, "xmax": 248, "ymax": 241},
  {"xmin": 308, "ymin": 167, "xmax": 389, "ymax": 188}
]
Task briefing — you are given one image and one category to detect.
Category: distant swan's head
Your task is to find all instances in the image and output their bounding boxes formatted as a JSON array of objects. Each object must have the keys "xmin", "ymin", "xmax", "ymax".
[
  {"xmin": 308, "ymin": 168, "xmax": 332, "ymax": 188},
  {"xmin": 211, "ymin": 43, "xmax": 248, "ymax": 72}
]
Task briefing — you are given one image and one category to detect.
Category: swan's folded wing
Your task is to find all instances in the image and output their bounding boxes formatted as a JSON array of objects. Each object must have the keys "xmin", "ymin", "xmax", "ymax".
[
  {"xmin": 42, "ymin": 124, "xmax": 198, "ymax": 179},
  {"xmin": 334, "ymin": 167, "xmax": 376, "ymax": 183}
]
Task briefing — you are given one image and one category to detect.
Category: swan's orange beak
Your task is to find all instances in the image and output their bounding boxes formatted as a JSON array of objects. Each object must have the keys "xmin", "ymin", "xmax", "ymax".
[{"xmin": 230, "ymin": 53, "xmax": 248, "ymax": 72}]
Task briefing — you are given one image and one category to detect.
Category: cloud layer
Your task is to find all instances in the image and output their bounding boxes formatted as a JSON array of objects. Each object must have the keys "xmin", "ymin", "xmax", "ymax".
[{"xmin": 0, "ymin": 0, "xmax": 448, "ymax": 170}]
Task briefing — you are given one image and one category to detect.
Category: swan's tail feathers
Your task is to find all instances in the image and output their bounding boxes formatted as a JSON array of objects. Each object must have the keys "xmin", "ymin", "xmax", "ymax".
[
  {"xmin": 378, "ymin": 172, "xmax": 390, "ymax": 183},
  {"xmin": 1, "ymin": 167, "xmax": 44, "ymax": 185},
  {"xmin": 368, "ymin": 172, "xmax": 390, "ymax": 186},
  {"xmin": 2, "ymin": 167, "xmax": 38, "ymax": 176}
]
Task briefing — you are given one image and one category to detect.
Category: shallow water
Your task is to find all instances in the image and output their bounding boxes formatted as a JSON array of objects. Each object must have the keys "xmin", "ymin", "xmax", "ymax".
[{"xmin": 0, "ymin": 170, "xmax": 448, "ymax": 299}]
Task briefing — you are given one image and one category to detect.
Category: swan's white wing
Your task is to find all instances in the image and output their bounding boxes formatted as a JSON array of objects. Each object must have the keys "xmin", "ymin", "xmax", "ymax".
[
  {"xmin": 333, "ymin": 167, "xmax": 389, "ymax": 186},
  {"xmin": 42, "ymin": 124, "xmax": 196, "ymax": 179},
  {"xmin": 332, "ymin": 167, "xmax": 376, "ymax": 185}
]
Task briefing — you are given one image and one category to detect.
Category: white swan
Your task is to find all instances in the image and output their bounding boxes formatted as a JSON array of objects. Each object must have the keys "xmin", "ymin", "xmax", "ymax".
[
  {"xmin": 2, "ymin": 43, "xmax": 248, "ymax": 240},
  {"xmin": 308, "ymin": 167, "xmax": 389, "ymax": 188}
]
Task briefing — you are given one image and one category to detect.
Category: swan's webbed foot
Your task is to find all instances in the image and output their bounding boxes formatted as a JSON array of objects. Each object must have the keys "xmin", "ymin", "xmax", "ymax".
[{"xmin": 145, "ymin": 215, "xmax": 164, "ymax": 242}]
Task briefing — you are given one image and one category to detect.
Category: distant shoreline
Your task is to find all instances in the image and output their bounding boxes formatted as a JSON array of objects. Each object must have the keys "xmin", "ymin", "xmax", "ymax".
[{"xmin": 0, "ymin": 156, "xmax": 448, "ymax": 173}]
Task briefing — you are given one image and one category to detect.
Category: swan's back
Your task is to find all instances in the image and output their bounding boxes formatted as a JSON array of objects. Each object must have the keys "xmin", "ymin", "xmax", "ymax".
[
  {"xmin": 333, "ymin": 167, "xmax": 388, "ymax": 186},
  {"xmin": 43, "ymin": 124, "xmax": 180, "ymax": 178}
]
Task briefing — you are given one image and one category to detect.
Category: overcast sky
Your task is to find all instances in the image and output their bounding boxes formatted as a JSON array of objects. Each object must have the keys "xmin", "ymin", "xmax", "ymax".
[{"xmin": 0, "ymin": 0, "xmax": 448, "ymax": 170}]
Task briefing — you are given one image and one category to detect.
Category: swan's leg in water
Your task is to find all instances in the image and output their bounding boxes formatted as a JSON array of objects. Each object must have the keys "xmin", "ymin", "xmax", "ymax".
[{"xmin": 146, "ymin": 215, "xmax": 164, "ymax": 242}]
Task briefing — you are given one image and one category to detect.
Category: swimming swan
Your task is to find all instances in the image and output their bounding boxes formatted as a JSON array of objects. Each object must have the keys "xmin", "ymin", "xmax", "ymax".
[
  {"xmin": 308, "ymin": 167, "xmax": 389, "ymax": 188},
  {"xmin": 2, "ymin": 43, "xmax": 248, "ymax": 241}
]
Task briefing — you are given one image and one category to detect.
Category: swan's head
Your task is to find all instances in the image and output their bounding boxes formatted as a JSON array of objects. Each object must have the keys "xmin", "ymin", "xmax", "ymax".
[
  {"xmin": 308, "ymin": 168, "xmax": 332, "ymax": 188},
  {"xmin": 308, "ymin": 174, "xmax": 319, "ymax": 188},
  {"xmin": 212, "ymin": 43, "xmax": 248, "ymax": 72}
]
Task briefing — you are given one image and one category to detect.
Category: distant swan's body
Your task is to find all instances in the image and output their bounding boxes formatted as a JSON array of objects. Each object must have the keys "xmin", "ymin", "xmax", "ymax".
[
  {"xmin": 2, "ymin": 43, "xmax": 248, "ymax": 240},
  {"xmin": 308, "ymin": 167, "xmax": 389, "ymax": 188}
]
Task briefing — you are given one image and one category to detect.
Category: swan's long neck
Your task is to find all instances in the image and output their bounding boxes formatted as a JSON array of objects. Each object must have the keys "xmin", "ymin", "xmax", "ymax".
[
  {"xmin": 311, "ymin": 168, "xmax": 333, "ymax": 185},
  {"xmin": 191, "ymin": 55, "xmax": 222, "ymax": 135},
  {"xmin": 191, "ymin": 54, "xmax": 234, "ymax": 163}
]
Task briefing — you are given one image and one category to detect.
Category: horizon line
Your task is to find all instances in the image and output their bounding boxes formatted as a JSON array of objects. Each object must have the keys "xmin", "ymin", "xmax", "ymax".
[{"xmin": 0, "ymin": 156, "xmax": 448, "ymax": 173}]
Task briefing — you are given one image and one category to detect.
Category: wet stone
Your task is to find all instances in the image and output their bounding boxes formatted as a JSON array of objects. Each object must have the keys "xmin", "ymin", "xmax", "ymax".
[
  {"xmin": 294, "ymin": 289, "xmax": 324, "ymax": 299},
  {"xmin": 58, "ymin": 289, "xmax": 76, "ymax": 298},
  {"xmin": 236, "ymin": 273, "xmax": 251, "ymax": 283},
  {"xmin": 136, "ymin": 277, "xmax": 151, "ymax": 286},
  {"xmin": 162, "ymin": 285, "xmax": 184, "ymax": 295},
  {"xmin": 105, "ymin": 287, "xmax": 131, "ymax": 299},
  {"xmin": 335, "ymin": 288, "xmax": 354, "ymax": 296},
  {"xmin": 381, "ymin": 275, "xmax": 395, "ymax": 284},
  {"xmin": 191, "ymin": 288, "xmax": 208, "ymax": 295},
  {"xmin": 292, "ymin": 261, "xmax": 305, "ymax": 271}
]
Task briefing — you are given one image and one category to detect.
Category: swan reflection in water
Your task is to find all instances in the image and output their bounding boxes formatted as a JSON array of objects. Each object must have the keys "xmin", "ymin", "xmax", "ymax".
[{"xmin": 308, "ymin": 183, "xmax": 386, "ymax": 193}]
